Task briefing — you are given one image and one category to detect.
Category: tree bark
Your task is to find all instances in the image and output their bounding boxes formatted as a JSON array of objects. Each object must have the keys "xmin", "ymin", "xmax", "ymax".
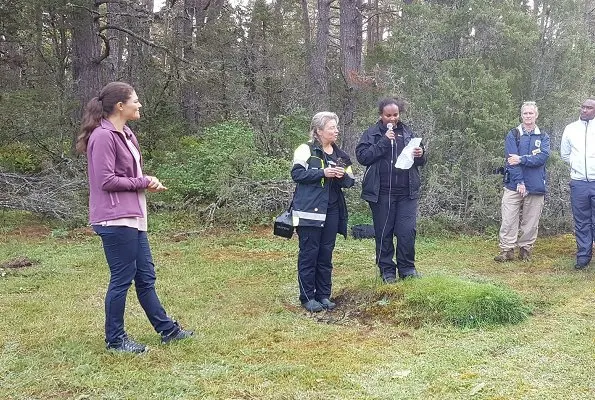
[
  {"xmin": 71, "ymin": 0, "xmax": 103, "ymax": 117},
  {"xmin": 366, "ymin": 0, "xmax": 379, "ymax": 57},
  {"xmin": 339, "ymin": 0, "xmax": 363, "ymax": 154},
  {"xmin": 302, "ymin": 0, "xmax": 332, "ymax": 111}
]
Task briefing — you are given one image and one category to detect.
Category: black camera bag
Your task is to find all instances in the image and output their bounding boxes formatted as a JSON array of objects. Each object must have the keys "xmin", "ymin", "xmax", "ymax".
[{"xmin": 273, "ymin": 209, "xmax": 294, "ymax": 239}]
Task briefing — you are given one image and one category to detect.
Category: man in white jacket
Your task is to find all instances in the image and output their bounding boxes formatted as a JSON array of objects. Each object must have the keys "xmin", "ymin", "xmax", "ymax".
[{"xmin": 560, "ymin": 98, "xmax": 595, "ymax": 269}]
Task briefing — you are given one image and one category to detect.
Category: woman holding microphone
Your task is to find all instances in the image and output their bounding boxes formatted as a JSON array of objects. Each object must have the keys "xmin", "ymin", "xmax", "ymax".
[{"xmin": 356, "ymin": 98, "xmax": 426, "ymax": 283}]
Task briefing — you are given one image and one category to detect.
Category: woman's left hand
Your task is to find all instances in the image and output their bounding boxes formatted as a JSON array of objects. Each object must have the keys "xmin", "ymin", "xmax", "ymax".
[{"xmin": 413, "ymin": 147, "xmax": 424, "ymax": 158}]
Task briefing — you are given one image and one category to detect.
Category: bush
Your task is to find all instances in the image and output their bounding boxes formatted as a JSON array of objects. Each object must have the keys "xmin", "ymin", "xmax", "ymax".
[
  {"xmin": 146, "ymin": 121, "xmax": 259, "ymax": 203},
  {"xmin": 249, "ymin": 157, "xmax": 292, "ymax": 181},
  {"xmin": 0, "ymin": 142, "xmax": 42, "ymax": 173}
]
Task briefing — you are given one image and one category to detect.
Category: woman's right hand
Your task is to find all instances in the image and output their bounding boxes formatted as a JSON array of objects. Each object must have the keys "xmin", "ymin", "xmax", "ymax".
[
  {"xmin": 146, "ymin": 176, "xmax": 168, "ymax": 192},
  {"xmin": 385, "ymin": 130, "xmax": 395, "ymax": 142}
]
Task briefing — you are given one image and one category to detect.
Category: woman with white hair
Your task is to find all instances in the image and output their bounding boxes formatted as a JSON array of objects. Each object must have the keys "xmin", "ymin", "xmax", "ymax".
[{"xmin": 291, "ymin": 112, "xmax": 355, "ymax": 312}]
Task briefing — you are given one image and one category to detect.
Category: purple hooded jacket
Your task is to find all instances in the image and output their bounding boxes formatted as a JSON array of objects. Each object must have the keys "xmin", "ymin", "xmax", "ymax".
[{"xmin": 87, "ymin": 119, "xmax": 151, "ymax": 224}]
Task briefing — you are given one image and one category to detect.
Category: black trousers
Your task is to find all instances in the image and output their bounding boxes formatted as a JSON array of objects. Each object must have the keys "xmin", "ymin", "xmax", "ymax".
[
  {"xmin": 369, "ymin": 193, "xmax": 418, "ymax": 280},
  {"xmin": 296, "ymin": 205, "xmax": 340, "ymax": 303}
]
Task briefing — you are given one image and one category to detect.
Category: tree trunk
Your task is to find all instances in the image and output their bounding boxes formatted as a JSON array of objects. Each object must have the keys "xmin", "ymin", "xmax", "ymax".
[
  {"xmin": 366, "ymin": 0, "xmax": 379, "ymax": 57},
  {"xmin": 339, "ymin": 0, "xmax": 363, "ymax": 154},
  {"xmin": 126, "ymin": 0, "xmax": 154, "ymax": 88},
  {"xmin": 178, "ymin": 0, "xmax": 201, "ymax": 124},
  {"xmin": 105, "ymin": 1, "xmax": 125, "ymax": 82},
  {"xmin": 303, "ymin": 0, "xmax": 331, "ymax": 111},
  {"xmin": 300, "ymin": 0, "xmax": 312, "ymax": 91},
  {"xmin": 71, "ymin": 0, "xmax": 103, "ymax": 119}
]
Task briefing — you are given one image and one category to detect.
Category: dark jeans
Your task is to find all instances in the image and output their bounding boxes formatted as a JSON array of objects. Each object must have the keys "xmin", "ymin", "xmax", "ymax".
[
  {"xmin": 93, "ymin": 225, "xmax": 176, "ymax": 344},
  {"xmin": 296, "ymin": 205, "xmax": 340, "ymax": 303},
  {"xmin": 369, "ymin": 194, "xmax": 418, "ymax": 280},
  {"xmin": 570, "ymin": 179, "xmax": 595, "ymax": 265}
]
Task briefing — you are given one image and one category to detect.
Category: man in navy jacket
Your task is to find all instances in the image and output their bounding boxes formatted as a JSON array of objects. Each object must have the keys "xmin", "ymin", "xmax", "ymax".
[{"xmin": 495, "ymin": 101, "xmax": 550, "ymax": 262}]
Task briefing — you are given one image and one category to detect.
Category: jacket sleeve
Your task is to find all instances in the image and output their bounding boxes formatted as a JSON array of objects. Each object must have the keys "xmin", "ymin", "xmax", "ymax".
[
  {"xmin": 520, "ymin": 134, "xmax": 550, "ymax": 167},
  {"xmin": 355, "ymin": 128, "xmax": 392, "ymax": 166},
  {"xmin": 560, "ymin": 127, "xmax": 571, "ymax": 164},
  {"xmin": 505, "ymin": 130, "xmax": 524, "ymax": 185},
  {"xmin": 291, "ymin": 143, "xmax": 325, "ymax": 184},
  {"xmin": 89, "ymin": 130, "xmax": 150, "ymax": 192},
  {"xmin": 336, "ymin": 156, "xmax": 356, "ymax": 188}
]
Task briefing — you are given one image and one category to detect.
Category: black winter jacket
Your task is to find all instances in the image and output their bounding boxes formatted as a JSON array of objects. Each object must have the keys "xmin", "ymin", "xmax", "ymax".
[
  {"xmin": 291, "ymin": 141, "xmax": 355, "ymax": 238},
  {"xmin": 355, "ymin": 121, "xmax": 426, "ymax": 203}
]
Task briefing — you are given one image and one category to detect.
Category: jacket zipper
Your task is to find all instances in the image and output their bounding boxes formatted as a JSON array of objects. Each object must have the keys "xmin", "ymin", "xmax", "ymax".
[{"xmin": 585, "ymin": 121, "xmax": 589, "ymax": 182}]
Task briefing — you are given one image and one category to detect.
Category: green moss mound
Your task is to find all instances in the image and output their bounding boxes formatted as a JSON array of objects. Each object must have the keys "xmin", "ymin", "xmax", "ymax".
[{"xmin": 361, "ymin": 275, "xmax": 531, "ymax": 328}]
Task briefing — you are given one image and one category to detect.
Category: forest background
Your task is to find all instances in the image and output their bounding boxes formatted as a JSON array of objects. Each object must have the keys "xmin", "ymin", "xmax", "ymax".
[{"xmin": 1, "ymin": 0, "xmax": 595, "ymax": 234}]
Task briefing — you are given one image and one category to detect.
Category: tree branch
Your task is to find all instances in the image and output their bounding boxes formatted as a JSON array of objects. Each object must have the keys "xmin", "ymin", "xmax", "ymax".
[
  {"xmin": 99, "ymin": 24, "xmax": 173, "ymax": 54},
  {"xmin": 96, "ymin": 31, "xmax": 110, "ymax": 63}
]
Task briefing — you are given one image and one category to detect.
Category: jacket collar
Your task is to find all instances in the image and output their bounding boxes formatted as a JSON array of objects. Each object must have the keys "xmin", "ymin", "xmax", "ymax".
[
  {"xmin": 516, "ymin": 124, "xmax": 541, "ymax": 136},
  {"xmin": 100, "ymin": 118, "xmax": 133, "ymax": 139},
  {"xmin": 308, "ymin": 139, "xmax": 338, "ymax": 153},
  {"xmin": 308, "ymin": 140, "xmax": 351, "ymax": 165},
  {"xmin": 375, "ymin": 120, "xmax": 412, "ymax": 139}
]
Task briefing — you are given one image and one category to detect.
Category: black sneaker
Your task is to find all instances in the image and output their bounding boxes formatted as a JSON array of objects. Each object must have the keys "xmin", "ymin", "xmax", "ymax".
[
  {"xmin": 161, "ymin": 321, "xmax": 194, "ymax": 344},
  {"xmin": 302, "ymin": 299, "xmax": 324, "ymax": 312},
  {"xmin": 106, "ymin": 336, "xmax": 147, "ymax": 354},
  {"xmin": 399, "ymin": 271, "xmax": 422, "ymax": 280},
  {"xmin": 574, "ymin": 263, "xmax": 588, "ymax": 270},
  {"xmin": 318, "ymin": 298, "xmax": 336, "ymax": 310}
]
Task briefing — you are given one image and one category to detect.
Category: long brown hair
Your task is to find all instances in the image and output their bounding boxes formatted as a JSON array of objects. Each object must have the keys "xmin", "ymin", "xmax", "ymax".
[{"xmin": 75, "ymin": 82, "xmax": 135, "ymax": 154}]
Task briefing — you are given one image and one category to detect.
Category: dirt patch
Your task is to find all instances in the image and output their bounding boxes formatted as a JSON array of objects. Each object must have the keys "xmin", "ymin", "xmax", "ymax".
[
  {"xmin": 67, "ymin": 227, "xmax": 95, "ymax": 238},
  {"xmin": 1, "ymin": 256, "xmax": 38, "ymax": 269},
  {"xmin": 4, "ymin": 225, "xmax": 52, "ymax": 239},
  {"xmin": 285, "ymin": 287, "xmax": 423, "ymax": 329}
]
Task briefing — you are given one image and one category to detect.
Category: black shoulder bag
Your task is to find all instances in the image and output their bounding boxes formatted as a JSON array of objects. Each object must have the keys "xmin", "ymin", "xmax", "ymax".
[
  {"xmin": 273, "ymin": 206, "xmax": 294, "ymax": 239},
  {"xmin": 273, "ymin": 187, "xmax": 296, "ymax": 239}
]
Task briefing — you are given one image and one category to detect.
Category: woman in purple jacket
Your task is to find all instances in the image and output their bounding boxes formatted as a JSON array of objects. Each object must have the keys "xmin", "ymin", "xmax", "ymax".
[{"xmin": 76, "ymin": 82, "xmax": 193, "ymax": 353}]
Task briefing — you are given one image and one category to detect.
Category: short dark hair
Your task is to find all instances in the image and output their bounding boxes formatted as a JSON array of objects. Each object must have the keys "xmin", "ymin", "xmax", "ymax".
[{"xmin": 378, "ymin": 97, "xmax": 406, "ymax": 114}]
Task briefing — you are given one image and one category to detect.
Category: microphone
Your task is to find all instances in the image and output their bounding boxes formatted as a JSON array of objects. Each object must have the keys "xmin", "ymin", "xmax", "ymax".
[{"xmin": 387, "ymin": 123, "xmax": 394, "ymax": 145}]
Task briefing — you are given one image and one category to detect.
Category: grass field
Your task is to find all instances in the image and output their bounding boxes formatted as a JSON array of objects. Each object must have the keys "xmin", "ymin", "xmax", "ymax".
[{"xmin": 0, "ymin": 212, "xmax": 593, "ymax": 399}]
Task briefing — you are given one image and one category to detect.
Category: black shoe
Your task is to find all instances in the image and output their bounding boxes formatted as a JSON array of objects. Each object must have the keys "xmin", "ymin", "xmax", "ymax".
[
  {"xmin": 106, "ymin": 336, "xmax": 147, "ymax": 354},
  {"xmin": 161, "ymin": 321, "xmax": 194, "ymax": 344},
  {"xmin": 302, "ymin": 299, "xmax": 324, "ymax": 312},
  {"xmin": 574, "ymin": 263, "xmax": 588, "ymax": 270},
  {"xmin": 318, "ymin": 298, "xmax": 336, "ymax": 310},
  {"xmin": 383, "ymin": 277, "xmax": 397, "ymax": 284},
  {"xmin": 399, "ymin": 271, "xmax": 422, "ymax": 280}
]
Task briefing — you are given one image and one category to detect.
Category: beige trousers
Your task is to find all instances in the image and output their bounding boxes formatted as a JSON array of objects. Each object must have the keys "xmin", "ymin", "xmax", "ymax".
[{"xmin": 498, "ymin": 188, "xmax": 545, "ymax": 251}]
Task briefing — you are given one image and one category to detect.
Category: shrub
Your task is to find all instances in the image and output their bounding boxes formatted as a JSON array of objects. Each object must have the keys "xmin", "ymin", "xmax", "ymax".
[
  {"xmin": 249, "ymin": 157, "xmax": 292, "ymax": 181},
  {"xmin": 0, "ymin": 142, "xmax": 42, "ymax": 173},
  {"xmin": 146, "ymin": 121, "xmax": 259, "ymax": 203}
]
